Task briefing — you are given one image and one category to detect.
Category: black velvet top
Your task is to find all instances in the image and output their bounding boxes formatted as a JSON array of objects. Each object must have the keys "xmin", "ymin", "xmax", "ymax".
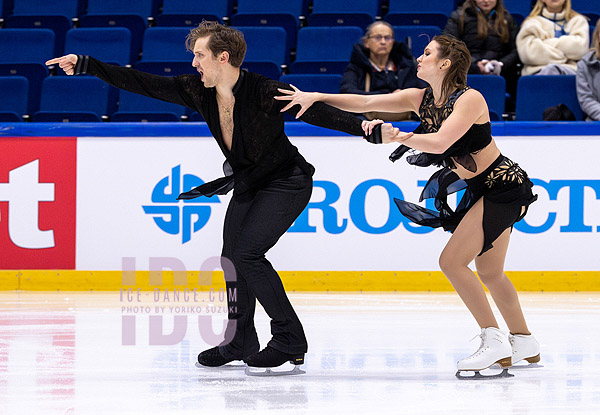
[
  {"xmin": 74, "ymin": 56, "xmax": 365, "ymax": 198},
  {"xmin": 405, "ymin": 86, "xmax": 492, "ymax": 172}
]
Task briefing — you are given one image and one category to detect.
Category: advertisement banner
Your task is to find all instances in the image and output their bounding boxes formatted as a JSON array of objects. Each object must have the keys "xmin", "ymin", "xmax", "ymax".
[
  {"xmin": 0, "ymin": 137, "xmax": 76, "ymax": 269},
  {"xmin": 1, "ymin": 134, "xmax": 599, "ymax": 272},
  {"xmin": 74, "ymin": 135, "xmax": 599, "ymax": 271}
]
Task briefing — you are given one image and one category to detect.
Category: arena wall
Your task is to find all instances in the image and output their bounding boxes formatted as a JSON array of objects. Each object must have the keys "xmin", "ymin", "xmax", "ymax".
[{"xmin": 1, "ymin": 122, "xmax": 599, "ymax": 290}]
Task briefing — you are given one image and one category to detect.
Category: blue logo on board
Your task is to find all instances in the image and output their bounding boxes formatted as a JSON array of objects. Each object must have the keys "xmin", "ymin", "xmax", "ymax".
[{"xmin": 142, "ymin": 165, "xmax": 220, "ymax": 243}]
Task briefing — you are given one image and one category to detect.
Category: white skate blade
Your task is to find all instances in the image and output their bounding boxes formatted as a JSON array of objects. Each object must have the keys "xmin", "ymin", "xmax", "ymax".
[
  {"xmin": 245, "ymin": 364, "xmax": 305, "ymax": 377},
  {"xmin": 455, "ymin": 367, "xmax": 514, "ymax": 380},
  {"xmin": 195, "ymin": 361, "xmax": 246, "ymax": 370}
]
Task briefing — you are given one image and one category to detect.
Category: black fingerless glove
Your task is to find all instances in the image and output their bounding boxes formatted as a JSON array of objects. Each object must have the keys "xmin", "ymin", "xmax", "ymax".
[
  {"xmin": 389, "ymin": 145, "xmax": 410, "ymax": 162},
  {"xmin": 364, "ymin": 123, "xmax": 382, "ymax": 144},
  {"xmin": 74, "ymin": 55, "xmax": 90, "ymax": 75}
]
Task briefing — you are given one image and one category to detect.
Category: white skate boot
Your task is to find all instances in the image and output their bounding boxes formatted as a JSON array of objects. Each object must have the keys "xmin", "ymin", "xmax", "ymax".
[
  {"xmin": 509, "ymin": 333, "xmax": 541, "ymax": 367},
  {"xmin": 456, "ymin": 327, "xmax": 513, "ymax": 379}
]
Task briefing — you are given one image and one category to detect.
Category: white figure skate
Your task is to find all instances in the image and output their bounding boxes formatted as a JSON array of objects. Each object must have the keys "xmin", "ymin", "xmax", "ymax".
[
  {"xmin": 456, "ymin": 327, "xmax": 514, "ymax": 379},
  {"xmin": 509, "ymin": 333, "xmax": 541, "ymax": 368}
]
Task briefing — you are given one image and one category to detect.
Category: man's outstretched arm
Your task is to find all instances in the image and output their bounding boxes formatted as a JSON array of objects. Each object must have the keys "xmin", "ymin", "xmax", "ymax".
[{"xmin": 46, "ymin": 54, "xmax": 200, "ymax": 110}]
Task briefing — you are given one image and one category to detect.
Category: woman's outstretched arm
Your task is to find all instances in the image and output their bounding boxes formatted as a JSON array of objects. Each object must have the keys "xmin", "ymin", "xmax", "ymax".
[{"xmin": 275, "ymin": 85, "xmax": 424, "ymax": 118}]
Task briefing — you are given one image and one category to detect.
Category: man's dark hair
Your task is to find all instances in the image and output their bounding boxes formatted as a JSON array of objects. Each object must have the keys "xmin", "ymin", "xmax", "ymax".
[{"xmin": 186, "ymin": 21, "xmax": 246, "ymax": 67}]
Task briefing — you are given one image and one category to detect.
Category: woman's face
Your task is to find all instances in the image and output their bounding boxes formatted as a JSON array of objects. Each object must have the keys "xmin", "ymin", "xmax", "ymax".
[
  {"xmin": 475, "ymin": 0, "xmax": 497, "ymax": 15},
  {"xmin": 416, "ymin": 41, "xmax": 444, "ymax": 82},
  {"xmin": 542, "ymin": 0, "xmax": 566, "ymax": 13},
  {"xmin": 364, "ymin": 24, "xmax": 395, "ymax": 58}
]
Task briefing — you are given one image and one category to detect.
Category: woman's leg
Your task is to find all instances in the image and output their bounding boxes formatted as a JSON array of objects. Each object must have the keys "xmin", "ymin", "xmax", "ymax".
[
  {"xmin": 438, "ymin": 198, "xmax": 498, "ymax": 328},
  {"xmin": 475, "ymin": 228, "xmax": 530, "ymax": 335}
]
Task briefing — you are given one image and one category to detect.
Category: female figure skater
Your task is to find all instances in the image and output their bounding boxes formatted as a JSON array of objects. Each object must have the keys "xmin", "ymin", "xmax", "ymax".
[{"xmin": 276, "ymin": 35, "xmax": 540, "ymax": 378}]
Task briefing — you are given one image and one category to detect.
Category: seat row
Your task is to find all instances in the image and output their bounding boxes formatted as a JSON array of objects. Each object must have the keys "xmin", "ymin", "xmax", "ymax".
[
  {"xmin": 0, "ymin": 74, "xmax": 584, "ymax": 123},
  {"xmin": 0, "ymin": 25, "xmax": 450, "ymax": 113},
  {"xmin": 3, "ymin": 1, "xmax": 598, "ymax": 63}
]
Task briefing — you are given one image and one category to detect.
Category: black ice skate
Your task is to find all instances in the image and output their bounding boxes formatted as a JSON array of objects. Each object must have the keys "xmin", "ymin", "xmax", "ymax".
[
  {"xmin": 244, "ymin": 346, "xmax": 305, "ymax": 376},
  {"xmin": 195, "ymin": 347, "xmax": 246, "ymax": 369}
]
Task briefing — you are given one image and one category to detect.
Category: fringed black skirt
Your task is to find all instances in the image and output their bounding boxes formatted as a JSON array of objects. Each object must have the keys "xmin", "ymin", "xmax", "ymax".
[{"xmin": 394, "ymin": 154, "xmax": 537, "ymax": 255}]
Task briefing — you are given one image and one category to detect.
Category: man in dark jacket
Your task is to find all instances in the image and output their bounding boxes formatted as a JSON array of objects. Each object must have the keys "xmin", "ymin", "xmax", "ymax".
[{"xmin": 47, "ymin": 22, "xmax": 367, "ymax": 375}]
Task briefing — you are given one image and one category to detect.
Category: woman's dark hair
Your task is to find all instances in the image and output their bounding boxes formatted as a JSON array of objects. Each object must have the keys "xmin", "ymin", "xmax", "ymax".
[
  {"xmin": 432, "ymin": 35, "xmax": 471, "ymax": 101},
  {"xmin": 459, "ymin": 0, "xmax": 510, "ymax": 43}
]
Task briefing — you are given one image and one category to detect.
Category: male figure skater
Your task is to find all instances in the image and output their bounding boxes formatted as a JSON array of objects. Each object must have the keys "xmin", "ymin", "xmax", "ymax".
[{"xmin": 47, "ymin": 22, "xmax": 367, "ymax": 375}]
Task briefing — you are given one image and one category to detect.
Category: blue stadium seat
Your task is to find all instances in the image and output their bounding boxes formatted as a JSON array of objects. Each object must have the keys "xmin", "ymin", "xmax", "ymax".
[
  {"xmin": 64, "ymin": 28, "xmax": 132, "ymax": 67},
  {"xmin": 79, "ymin": 0, "xmax": 158, "ymax": 64},
  {"xmin": 279, "ymin": 74, "xmax": 342, "ymax": 120},
  {"xmin": 112, "ymin": 90, "xmax": 186, "ymax": 122},
  {"xmin": 467, "ymin": 75, "xmax": 506, "ymax": 121},
  {"xmin": 156, "ymin": 0, "xmax": 233, "ymax": 26},
  {"xmin": 280, "ymin": 74, "xmax": 342, "ymax": 93},
  {"xmin": 10, "ymin": 0, "xmax": 81, "ymax": 17},
  {"xmin": 139, "ymin": 27, "xmax": 191, "ymax": 61},
  {"xmin": 0, "ymin": 29, "xmax": 54, "ymax": 113},
  {"xmin": 307, "ymin": 0, "xmax": 378, "ymax": 30},
  {"xmin": 235, "ymin": 26, "xmax": 288, "ymax": 78},
  {"xmin": 0, "ymin": 29, "xmax": 55, "ymax": 64},
  {"xmin": 0, "ymin": 0, "xmax": 14, "ymax": 19},
  {"xmin": 135, "ymin": 27, "xmax": 195, "ymax": 76},
  {"xmin": 85, "ymin": 0, "xmax": 158, "ymax": 18},
  {"xmin": 516, "ymin": 75, "xmax": 583, "ymax": 121},
  {"xmin": 571, "ymin": 0, "xmax": 600, "ymax": 21},
  {"xmin": 188, "ymin": 112, "xmax": 205, "ymax": 121},
  {"xmin": 503, "ymin": 0, "xmax": 532, "ymax": 22},
  {"xmin": 0, "ymin": 64, "xmax": 47, "ymax": 113},
  {"xmin": 5, "ymin": 0, "xmax": 82, "ymax": 56},
  {"xmin": 231, "ymin": 0, "xmax": 304, "ymax": 52},
  {"xmin": 290, "ymin": 26, "xmax": 363, "ymax": 74},
  {"xmin": 393, "ymin": 25, "xmax": 441, "ymax": 57},
  {"xmin": 385, "ymin": 0, "xmax": 452, "ymax": 29},
  {"xmin": 0, "ymin": 76, "xmax": 28, "ymax": 121},
  {"xmin": 33, "ymin": 76, "xmax": 118, "ymax": 122}
]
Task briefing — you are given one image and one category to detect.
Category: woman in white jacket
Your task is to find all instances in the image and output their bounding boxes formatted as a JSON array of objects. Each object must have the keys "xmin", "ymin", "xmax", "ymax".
[
  {"xmin": 576, "ymin": 22, "xmax": 600, "ymax": 120},
  {"xmin": 516, "ymin": 0, "xmax": 589, "ymax": 75}
]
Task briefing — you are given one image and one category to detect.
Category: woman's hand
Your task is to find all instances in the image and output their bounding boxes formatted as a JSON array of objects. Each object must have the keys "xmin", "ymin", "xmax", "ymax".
[
  {"xmin": 275, "ymin": 85, "xmax": 319, "ymax": 118},
  {"xmin": 361, "ymin": 119, "xmax": 384, "ymax": 135},
  {"xmin": 45, "ymin": 54, "xmax": 78, "ymax": 75},
  {"xmin": 380, "ymin": 123, "xmax": 413, "ymax": 144}
]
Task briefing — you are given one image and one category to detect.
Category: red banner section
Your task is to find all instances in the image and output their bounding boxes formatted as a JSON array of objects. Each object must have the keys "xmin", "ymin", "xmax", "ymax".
[{"xmin": 0, "ymin": 137, "xmax": 76, "ymax": 269}]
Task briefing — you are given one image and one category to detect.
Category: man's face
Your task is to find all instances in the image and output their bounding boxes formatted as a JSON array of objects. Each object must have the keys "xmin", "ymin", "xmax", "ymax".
[{"xmin": 192, "ymin": 36, "xmax": 221, "ymax": 87}]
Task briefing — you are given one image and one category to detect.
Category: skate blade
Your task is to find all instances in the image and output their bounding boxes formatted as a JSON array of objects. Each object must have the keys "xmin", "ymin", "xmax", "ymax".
[
  {"xmin": 455, "ymin": 368, "xmax": 514, "ymax": 380},
  {"xmin": 195, "ymin": 362, "xmax": 247, "ymax": 370},
  {"xmin": 509, "ymin": 363, "xmax": 543, "ymax": 370},
  {"xmin": 510, "ymin": 354, "xmax": 542, "ymax": 369},
  {"xmin": 245, "ymin": 365, "xmax": 305, "ymax": 377}
]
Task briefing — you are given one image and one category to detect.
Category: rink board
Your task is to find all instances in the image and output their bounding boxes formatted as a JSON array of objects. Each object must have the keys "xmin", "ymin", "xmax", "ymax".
[{"xmin": 1, "ymin": 122, "xmax": 599, "ymax": 290}]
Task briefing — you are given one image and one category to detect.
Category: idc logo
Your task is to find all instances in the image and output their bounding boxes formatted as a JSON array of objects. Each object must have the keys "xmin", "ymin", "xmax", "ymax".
[
  {"xmin": 0, "ymin": 137, "xmax": 76, "ymax": 269},
  {"xmin": 142, "ymin": 165, "xmax": 220, "ymax": 244}
]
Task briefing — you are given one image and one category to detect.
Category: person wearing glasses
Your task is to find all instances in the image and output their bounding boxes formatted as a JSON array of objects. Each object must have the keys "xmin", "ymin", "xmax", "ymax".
[{"xmin": 340, "ymin": 21, "xmax": 426, "ymax": 121}]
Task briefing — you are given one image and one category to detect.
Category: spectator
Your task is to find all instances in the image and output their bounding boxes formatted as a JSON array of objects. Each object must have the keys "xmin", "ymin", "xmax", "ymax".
[
  {"xmin": 517, "ymin": 0, "xmax": 589, "ymax": 75},
  {"xmin": 444, "ymin": 0, "xmax": 520, "ymax": 101},
  {"xmin": 576, "ymin": 21, "xmax": 600, "ymax": 121},
  {"xmin": 340, "ymin": 21, "xmax": 426, "ymax": 121}
]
